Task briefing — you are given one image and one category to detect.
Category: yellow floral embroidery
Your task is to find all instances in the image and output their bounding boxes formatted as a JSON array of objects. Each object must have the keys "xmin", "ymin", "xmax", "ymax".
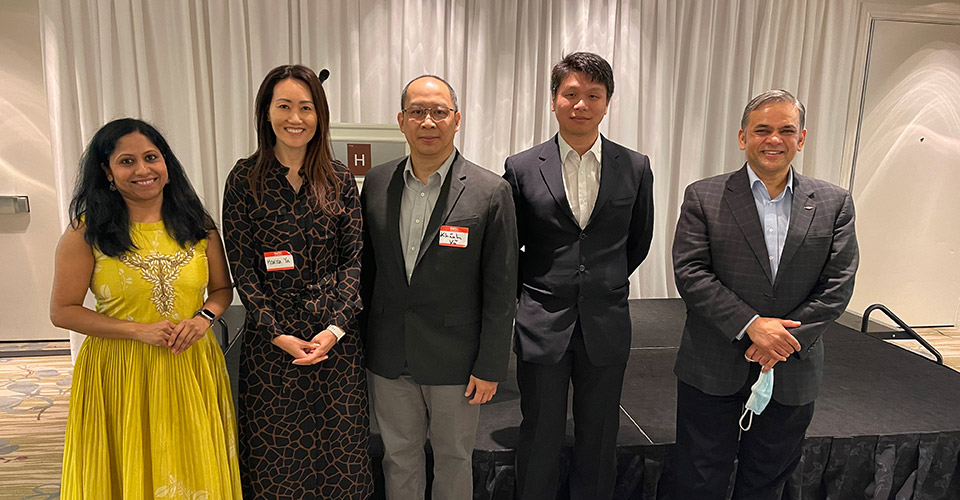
[
  {"xmin": 154, "ymin": 474, "xmax": 209, "ymax": 499},
  {"xmin": 120, "ymin": 248, "xmax": 195, "ymax": 315}
]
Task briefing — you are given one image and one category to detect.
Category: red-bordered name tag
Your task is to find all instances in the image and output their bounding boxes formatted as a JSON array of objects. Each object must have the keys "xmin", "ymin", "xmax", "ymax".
[
  {"xmin": 264, "ymin": 250, "xmax": 295, "ymax": 271},
  {"xmin": 439, "ymin": 226, "xmax": 468, "ymax": 248}
]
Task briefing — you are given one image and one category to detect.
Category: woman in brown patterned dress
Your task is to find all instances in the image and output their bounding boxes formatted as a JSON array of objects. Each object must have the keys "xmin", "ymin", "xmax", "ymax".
[{"xmin": 221, "ymin": 65, "xmax": 371, "ymax": 499}]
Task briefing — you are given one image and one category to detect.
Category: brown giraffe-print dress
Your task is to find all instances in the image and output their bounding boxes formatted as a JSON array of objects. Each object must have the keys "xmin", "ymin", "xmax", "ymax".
[{"xmin": 222, "ymin": 157, "xmax": 371, "ymax": 500}]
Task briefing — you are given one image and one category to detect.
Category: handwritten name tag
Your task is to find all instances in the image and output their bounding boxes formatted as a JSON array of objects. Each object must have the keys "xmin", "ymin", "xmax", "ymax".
[
  {"xmin": 264, "ymin": 250, "xmax": 295, "ymax": 271},
  {"xmin": 439, "ymin": 226, "xmax": 468, "ymax": 248}
]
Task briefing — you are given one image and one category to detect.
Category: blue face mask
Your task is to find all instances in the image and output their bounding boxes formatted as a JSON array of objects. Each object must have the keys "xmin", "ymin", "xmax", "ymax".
[{"xmin": 739, "ymin": 368, "xmax": 774, "ymax": 431}]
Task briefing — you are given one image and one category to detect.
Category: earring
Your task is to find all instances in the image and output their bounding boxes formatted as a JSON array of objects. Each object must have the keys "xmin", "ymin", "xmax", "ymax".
[{"xmin": 109, "ymin": 181, "xmax": 117, "ymax": 191}]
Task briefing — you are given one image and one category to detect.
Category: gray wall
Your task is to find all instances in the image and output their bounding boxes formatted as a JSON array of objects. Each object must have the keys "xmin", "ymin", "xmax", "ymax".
[{"xmin": 0, "ymin": 0, "xmax": 63, "ymax": 340}]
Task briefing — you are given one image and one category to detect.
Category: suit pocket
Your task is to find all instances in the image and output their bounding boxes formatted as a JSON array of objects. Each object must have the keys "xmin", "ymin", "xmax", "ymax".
[
  {"xmin": 444, "ymin": 310, "xmax": 482, "ymax": 327},
  {"xmin": 609, "ymin": 195, "xmax": 634, "ymax": 207},
  {"xmin": 802, "ymin": 234, "xmax": 832, "ymax": 251},
  {"xmin": 445, "ymin": 215, "xmax": 479, "ymax": 227}
]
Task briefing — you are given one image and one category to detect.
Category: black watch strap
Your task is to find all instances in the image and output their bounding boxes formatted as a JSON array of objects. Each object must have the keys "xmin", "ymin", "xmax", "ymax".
[{"xmin": 195, "ymin": 308, "xmax": 216, "ymax": 324}]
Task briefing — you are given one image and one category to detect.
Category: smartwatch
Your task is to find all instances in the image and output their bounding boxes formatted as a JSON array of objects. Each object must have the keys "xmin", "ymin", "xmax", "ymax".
[{"xmin": 194, "ymin": 308, "xmax": 216, "ymax": 326}]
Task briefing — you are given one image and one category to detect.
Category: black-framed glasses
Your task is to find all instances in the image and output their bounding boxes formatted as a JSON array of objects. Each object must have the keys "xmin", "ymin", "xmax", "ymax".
[{"xmin": 402, "ymin": 106, "xmax": 455, "ymax": 122}]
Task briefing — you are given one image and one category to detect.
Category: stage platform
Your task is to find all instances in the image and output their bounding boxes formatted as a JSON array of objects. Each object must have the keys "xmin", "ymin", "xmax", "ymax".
[{"xmin": 224, "ymin": 299, "xmax": 960, "ymax": 499}]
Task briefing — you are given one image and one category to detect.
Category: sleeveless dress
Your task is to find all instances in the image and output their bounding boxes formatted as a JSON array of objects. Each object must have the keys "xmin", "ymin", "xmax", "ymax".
[{"xmin": 60, "ymin": 221, "xmax": 242, "ymax": 500}]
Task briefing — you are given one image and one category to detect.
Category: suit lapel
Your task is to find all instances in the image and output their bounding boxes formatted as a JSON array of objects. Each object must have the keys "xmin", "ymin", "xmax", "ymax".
[
  {"xmin": 386, "ymin": 160, "xmax": 407, "ymax": 275},
  {"xmin": 776, "ymin": 172, "xmax": 816, "ymax": 286},
  {"xmin": 724, "ymin": 166, "xmax": 774, "ymax": 283},
  {"xmin": 538, "ymin": 136, "xmax": 578, "ymax": 226},
  {"xmin": 415, "ymin": 152, "xmax": 465, "ymax": 268},
  {"xmin": 585, "ymin": 135, "xmax": 622, "ymax": 227}
]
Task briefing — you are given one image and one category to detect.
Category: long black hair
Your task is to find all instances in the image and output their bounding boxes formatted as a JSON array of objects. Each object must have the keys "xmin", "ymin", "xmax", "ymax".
[
  {"xmin": 69, "ymin": 118, "xmax": 214, "ymax": 257},
  {"xmin": 248, "ymin": 64, "xmax": 341, "ymax": 215}
]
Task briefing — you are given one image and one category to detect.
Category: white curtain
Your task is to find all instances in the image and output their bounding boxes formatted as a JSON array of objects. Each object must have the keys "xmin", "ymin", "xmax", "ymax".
[{"xmin": 40, "ymin": 0, "xmax": 861, "ymax": 303}]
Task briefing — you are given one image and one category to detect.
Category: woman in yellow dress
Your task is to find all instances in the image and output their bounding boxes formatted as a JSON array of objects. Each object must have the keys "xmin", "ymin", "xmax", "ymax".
[{"xmin": 50, "ymin": 118, "xmax": 241, "ymax": 499}]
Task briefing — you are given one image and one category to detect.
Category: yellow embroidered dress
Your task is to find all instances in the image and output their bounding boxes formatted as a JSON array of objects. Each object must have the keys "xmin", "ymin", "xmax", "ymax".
[{"xmin": 61, "ymin": 221, "xmax": 241, "ymax": 499}]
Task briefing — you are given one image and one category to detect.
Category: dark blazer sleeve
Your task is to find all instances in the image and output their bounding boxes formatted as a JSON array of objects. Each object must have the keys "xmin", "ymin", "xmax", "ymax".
[
  {"xmin": 502, "ymin": 159, "xmax": 525, "ymax": 299},
  {"xmin": 627, "ymin": 155, "xmax": 655, "ymax": 274},
  {"xmin": 358, "ymin": 182, "xmax": 375, "ymax": 339},
  {"xmin": 785, "ymin": 190, "xmax": 859, "ymax": 355},
  {"xmin": 673, "ymin": 181, "xmax": 760, "ymax": 341},
  {"xmin": 473, "ymin": 179, "xmax": 519, "ymax": 381}
]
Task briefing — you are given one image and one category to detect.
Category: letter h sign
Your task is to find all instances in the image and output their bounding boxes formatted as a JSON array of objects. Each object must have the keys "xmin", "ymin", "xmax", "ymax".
[{"xmin": 347, "ymin": 143, "xmax": 372, "ymax": 176}]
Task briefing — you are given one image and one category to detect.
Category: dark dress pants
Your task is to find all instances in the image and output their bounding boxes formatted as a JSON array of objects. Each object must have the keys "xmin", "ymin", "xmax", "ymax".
[
  {"xmin": 515, "ymin": 324, "xmax": 627, "ymax": 500},
  {"xmin": 674, "ymin": 364, "xmax": 815, "ymax": 500}
]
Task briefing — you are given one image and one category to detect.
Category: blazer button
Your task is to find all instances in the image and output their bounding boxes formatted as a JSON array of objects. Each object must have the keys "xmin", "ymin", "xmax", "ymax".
[
  {"xmin": 406, "ymin": 309, "xmax": 413, "ymax": 315},
  {"xmin": 578, "ymin": 265, "xmax": 585, "ymax": 272},
  {"xmin": 578, "ymin": 296, "xmax": 585, "ymax": 302},
  {"xmin": 579, "ymin": 232, "xmax": 586, "ymax": 240}
]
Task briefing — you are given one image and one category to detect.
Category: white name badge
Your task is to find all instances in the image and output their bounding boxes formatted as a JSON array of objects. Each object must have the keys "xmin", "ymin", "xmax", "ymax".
[
  {"xmin": 264, "ymin": 250, "xmax": 295, "ymax": 271},
  {"xmin": 439, "ymin": 225, "xmax": 468, "ymax": 248}
]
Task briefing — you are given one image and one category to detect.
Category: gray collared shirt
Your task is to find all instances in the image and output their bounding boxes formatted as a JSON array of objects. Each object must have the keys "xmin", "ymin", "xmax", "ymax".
[{"xmin": 399, "ymin": 151, "xmax": 456, "ymax": 282}]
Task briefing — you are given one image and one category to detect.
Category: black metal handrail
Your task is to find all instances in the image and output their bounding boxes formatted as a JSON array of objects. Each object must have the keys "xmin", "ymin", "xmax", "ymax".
[
  {"xmin": 214, "ymin": 304, "xmax": 247, "ymax": 354},
  {"xmin": 860, "ymin": 303, "xmax": 943, "ymax": 365},
  {"xmin": 215, "ymin": 317, "xmax": 230, "ymax": 351}
]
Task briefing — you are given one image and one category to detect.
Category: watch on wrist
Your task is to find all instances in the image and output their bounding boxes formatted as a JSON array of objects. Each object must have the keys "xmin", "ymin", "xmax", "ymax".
[{"xmin": 194, "ymin": 308, "xmax": 216, "ymax": 325}]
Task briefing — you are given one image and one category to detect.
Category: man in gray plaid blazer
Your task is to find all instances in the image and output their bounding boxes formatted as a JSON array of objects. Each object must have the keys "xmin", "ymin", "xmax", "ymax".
[{"xmin": 672, "ymin": 89, "xmax": 859, "ymax": 499}]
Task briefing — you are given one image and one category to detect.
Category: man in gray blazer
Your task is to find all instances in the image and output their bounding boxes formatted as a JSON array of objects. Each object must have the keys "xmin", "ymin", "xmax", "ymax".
[
  {"xmin": 672, "ymin": 89, "xmax": 859, "ymax": 499},
  {"xmin": 360, "ymin": 75, "xmax": 518, "ymax": 500},
  {"xmin": 504, "ymin": 52, "xmax": 655, "ymax": 499}
]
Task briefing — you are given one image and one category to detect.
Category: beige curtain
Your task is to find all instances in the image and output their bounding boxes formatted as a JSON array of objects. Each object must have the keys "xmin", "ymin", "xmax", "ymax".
[{"xmin": 40, "ymin": 0, "xmax": 861, "ymax": 307}]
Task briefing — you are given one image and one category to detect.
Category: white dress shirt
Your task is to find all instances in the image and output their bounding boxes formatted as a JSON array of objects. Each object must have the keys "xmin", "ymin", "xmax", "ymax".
[{"xmin": 558, "ymin": 133, "xmax": 602, "ymax": 228}]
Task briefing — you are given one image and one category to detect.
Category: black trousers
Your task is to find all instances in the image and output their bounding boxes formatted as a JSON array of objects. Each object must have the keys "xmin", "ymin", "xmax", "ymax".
[
  {"xmin": 515, "ymin": 324, "xmax": 627, "ymax": 500},
  {"xmin": 674, "ymin": 366, "xmax": 815, "ymax": 500}
]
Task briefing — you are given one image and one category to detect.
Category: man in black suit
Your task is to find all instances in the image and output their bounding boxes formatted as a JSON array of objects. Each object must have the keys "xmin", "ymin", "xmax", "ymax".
[
  {"xmin": 672, "ymin": 89, "xmax": 859, "ymax": 499},
  {"xmin": 503, "ymin": 52, "xmax": 655, "ymax": 499},
  {"xmin": 360, "ymin": 75, "xmax": 518, "ymax": 500}
]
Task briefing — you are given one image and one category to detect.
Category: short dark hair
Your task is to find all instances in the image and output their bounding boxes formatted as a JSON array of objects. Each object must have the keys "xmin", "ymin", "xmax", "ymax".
[
  {"xmin": 69, "ymin": 118, "xmax": 213, "ymax": 257},
  {"xmin": 400, "ymin": 75, "xmax": 459, "ymax": 111},
  {"xmin": 550, "ymin": 52, "xmax": 614, "ymax": 99},
  {"xmin": 741, "ymin": 89, "xmax": 806, "ymax": 130}
]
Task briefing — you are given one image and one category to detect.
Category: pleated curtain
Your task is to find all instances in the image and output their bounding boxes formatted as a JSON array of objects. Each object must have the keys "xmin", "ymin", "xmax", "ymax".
[{"xmin": 39, "ymin": 0, "xmax": 861, "ymax": 303}]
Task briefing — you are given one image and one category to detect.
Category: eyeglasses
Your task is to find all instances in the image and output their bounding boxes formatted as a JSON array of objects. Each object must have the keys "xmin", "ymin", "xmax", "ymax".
[{"xmin": 402, "ymin": 106, "xmax": 455, "ymax": 122}]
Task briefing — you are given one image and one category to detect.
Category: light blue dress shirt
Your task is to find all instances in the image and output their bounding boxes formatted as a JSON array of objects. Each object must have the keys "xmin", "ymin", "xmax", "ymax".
[{"xmin": 737, "ymin": 165, "xmax": 794, "ymax": 339}]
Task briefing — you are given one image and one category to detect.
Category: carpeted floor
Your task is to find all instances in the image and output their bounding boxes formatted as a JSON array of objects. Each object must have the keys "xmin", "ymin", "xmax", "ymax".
[
  {"xmin": 0, "ymin": 354, "xmax": 71, "ymax": 500},
  {"xmin": 1, "ymin": 317, "xmax": 956, "ymax": 500}
]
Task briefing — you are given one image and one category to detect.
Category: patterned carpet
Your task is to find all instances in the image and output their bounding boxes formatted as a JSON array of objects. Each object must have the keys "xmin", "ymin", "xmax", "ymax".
[{"xmin": 0, "ymin": 354, "xmax": 71, "ymax": 500}]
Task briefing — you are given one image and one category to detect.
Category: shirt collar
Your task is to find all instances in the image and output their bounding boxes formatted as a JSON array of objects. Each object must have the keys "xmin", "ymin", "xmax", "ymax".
[
  {"xmin": 404, "ymin": 150, "xmax": 456, "ymax": 188},
  {"xmin": 274, "ymin": 158, "xmax": 307, "ymax": 178},
  {"xmin": 747, "ymin": 165, "xmax": 794, "ymax": 201},
  {"xmin": 558, "ymin": 133, "xmax": 602, "ymax": 164}
]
